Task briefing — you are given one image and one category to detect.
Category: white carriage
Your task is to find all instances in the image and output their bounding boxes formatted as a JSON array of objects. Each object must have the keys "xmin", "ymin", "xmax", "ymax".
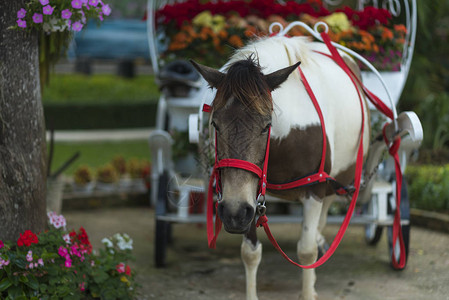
[{"xmin": 146, "ymin": 0, "xmax": 423, "ymax": 268}]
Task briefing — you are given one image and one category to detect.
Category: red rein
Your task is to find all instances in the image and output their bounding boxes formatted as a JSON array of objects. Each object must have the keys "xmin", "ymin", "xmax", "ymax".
[{"xmin": 205, "ymin": 31, "xmax": 406, "ymax": 270}]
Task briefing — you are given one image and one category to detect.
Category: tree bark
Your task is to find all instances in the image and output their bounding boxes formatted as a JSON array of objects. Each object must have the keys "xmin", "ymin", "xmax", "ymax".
[{"xmin": 0, "ymin": 1, "xmax": 47, "ymax": 241}]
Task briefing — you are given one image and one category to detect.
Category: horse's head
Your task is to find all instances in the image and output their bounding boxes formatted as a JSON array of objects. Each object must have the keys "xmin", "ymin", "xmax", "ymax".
[{"xmin": 191, "ymin": 57, "xmax": 300, "ymax": 234}]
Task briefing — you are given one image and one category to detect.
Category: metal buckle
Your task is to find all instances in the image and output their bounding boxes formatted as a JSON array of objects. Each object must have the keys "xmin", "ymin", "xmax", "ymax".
[{"xmin": 256, "ymin": 194, "xmax": 266, "ymax": 216}]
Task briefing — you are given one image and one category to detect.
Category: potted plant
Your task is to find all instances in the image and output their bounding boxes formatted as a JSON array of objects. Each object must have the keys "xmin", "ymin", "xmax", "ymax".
[
  {"xmin": 127, "ymin": 158, "xmax": 150, "ymax": 192},
  {"xmin": 72, "ymin": 165, "xmax": 95, "ymax": 195},
  {"xmin": 112, "ymin": 156, "xmax": 132, "ymax": 191},
  {"xmin": 96, "ymin": 164, "xmax": 119, "ymax": 192}
]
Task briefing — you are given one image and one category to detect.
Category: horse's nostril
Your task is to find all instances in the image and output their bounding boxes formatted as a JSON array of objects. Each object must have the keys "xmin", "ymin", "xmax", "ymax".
[{"xmin": 245, "ymin": 205, "xmax": 254, "ymax": 220}]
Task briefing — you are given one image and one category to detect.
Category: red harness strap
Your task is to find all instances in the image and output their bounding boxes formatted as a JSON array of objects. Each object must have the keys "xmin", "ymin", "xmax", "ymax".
[
  {"xmin": 318, "ymin": 33, "xmax": 406, "ymax": 269},
  {"xmin": 266, "ymin": 65, "xmax": 334, "ymax": 191},
  {"xmin": 256, "ymin": 32, "xmax": 366, "ymax": 269}
]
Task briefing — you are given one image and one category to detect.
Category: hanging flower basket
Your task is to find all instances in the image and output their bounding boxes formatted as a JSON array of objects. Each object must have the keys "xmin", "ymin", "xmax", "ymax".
[
  {"xmin": 10, "ymin": 0, "xmax": 112, "ymax": 87},
  {"xmin": 156, "ymin": 0, "xmax": 407, "ymax": 71}
]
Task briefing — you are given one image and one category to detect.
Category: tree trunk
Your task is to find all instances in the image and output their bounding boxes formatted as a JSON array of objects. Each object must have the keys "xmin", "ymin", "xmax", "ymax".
[{"xmin": 0, "ymin": 1, "xmax": 47, "ymax": 241}]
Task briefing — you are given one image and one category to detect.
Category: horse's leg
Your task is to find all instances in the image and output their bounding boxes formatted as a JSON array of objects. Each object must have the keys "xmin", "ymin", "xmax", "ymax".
[
  {"xmin": 316, "ymin": 195, "xmax": 336, "ymax": 257},
  {"xmin": 298, "ymin": 194, "xmax": 323, "ymax": 300},
  {"xmin": 241, "ymin": 220, "xmax": 262, "ymax": 300}
]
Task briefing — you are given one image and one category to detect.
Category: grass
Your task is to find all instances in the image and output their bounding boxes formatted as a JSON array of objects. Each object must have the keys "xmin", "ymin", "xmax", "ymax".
[
  {"xmin": 48, "ymin": 140, "xmax": 151, "ymax": 176},
  {"xmin": 42, "ymin": 74, "xmax": 160, "ymax": 104}
]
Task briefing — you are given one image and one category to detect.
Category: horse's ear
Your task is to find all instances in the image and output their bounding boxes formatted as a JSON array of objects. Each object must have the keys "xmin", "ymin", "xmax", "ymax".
[
  {"xmin": 264, "ymin": 61, "xmax": 301, "ymax": 91},
  {"xmin": 190, "ymin": 60, "xmax": 225, "ymax": 89}
]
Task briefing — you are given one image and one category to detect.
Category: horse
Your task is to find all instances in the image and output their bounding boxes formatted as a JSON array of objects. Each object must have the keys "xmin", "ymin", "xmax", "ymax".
[{"xmin": 191, "ymin": 35, "xmax": 371, "ymax": 300}]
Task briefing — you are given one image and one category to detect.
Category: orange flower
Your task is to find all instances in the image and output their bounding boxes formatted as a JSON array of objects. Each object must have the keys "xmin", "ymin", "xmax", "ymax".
[
  {"xmin": 200, "ymin": 26, "xmax": 214, "ymax": 40},
  {"xmin": 218, "ymin": 29, "xmax": 228, "ymax": 39},
  {"xmin": 228, "ymin": 35, "xmax": 243, "ymax": 48},
  {"xmin": 381, "ymin": 28, "xmax": 394, "ymax": 41},
  {"xmin": 172, "ymin": 32, "xmax": 189, "ymax": 44},
  {"xmin": 394, "ymin": 24, "xmax": 407, "ymax": 34},
  {"xmin": 181, "ymin": 24, "xmax": 197, "ymax": 38},
  {"xmin": 168, "ymin": 41, "xmax": 188, "ymax": 51},
  {"xmin": 244, "ymin": 25, "xmax": 257, "ymax": 38}
]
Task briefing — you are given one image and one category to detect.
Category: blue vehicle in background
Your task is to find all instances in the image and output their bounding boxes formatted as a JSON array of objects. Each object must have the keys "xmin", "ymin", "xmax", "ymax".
[{"xmin": 68, "ymin": 19, "xmax": 150, "ymax": 77}]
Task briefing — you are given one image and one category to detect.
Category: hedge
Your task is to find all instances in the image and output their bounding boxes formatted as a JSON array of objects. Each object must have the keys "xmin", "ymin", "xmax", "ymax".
[
  {"xmin": 44, "ymin": 102, "xmax": 158, "ymax": 130},
  {"xmin": 406, "ymin": 164, "xmax": 449, "ymax": 213}
]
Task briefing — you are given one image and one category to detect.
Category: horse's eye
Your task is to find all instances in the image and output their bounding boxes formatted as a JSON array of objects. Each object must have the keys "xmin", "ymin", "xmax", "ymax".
[
  {"xmin": 261, "ymin": 123, "xmax": 271, "ymax": 134},
  {"xmin": 211, "ymin": 121, "xmax": 220, "ymax": 132}
]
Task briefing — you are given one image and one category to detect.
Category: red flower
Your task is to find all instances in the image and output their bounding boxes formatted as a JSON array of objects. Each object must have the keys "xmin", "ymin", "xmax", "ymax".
[
  {"xmin": 116, "ymin": 262, "xmax": 125, "ymax": 273},
  {"xmin": 125, "ymin": 265, "xmax": 132, "ymax": 276},
  {"xmin": 17, "ymin": 230, "xmax": 39, "ymax": 247}
]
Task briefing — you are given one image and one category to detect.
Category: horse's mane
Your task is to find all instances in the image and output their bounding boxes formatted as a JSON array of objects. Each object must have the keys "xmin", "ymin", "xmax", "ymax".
[
  {"xmin": 212, "ymin": 55, "xmax": 272, "ymax": 116},
  {"xmin": 212, "ymin": 36, "xmax": 313, "ymax": 116}
]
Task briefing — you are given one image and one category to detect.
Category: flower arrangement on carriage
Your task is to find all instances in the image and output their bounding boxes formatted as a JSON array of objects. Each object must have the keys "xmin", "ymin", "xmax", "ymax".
[{"xmin": 156, "ymin": 0, "xmax": 407, "ymax": 71}]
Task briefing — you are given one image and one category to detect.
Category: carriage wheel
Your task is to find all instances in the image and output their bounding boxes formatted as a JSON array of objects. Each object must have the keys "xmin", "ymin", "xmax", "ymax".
[
  {"xmin": 155, "ymin": 172, "xmax": 170, "ymax": 268},
  {"xmin": 363, "ymin": 197, "xmax": 383, "ymax": 246},
  {"xmin": 387, "ymin": 181, "xmax": 410, "ymax": 270}
]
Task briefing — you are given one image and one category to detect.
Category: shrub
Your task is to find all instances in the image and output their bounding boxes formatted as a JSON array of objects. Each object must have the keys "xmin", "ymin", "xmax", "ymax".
[
  {"xmin": 0, "ymin": 212, "xmax": 136, "ymax": 299},
  {"xmin": 406, "ymin": 164, "xmax": 449, "ymax": 212}
]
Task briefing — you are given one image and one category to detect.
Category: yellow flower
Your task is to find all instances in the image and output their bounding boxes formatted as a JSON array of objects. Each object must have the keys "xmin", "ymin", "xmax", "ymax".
[
  {"xmin": 323, "ymin": 12, "xmax": 352, "ymax": 33},
  {"xmin": 193, "ymin": 11, "xmax": 226, "ymax": 33},
  {"xmin": 120, "ymin": 275, "xmax": 130, "ymax": 286},
  {"xmin": 193, "ymin": 11, "xmax": 213, "ymax": 27}
]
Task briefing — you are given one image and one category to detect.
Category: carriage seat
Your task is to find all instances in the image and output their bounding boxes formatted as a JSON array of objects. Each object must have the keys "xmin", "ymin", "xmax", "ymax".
[{"xmin": 158, "ymin": 60, "xmax": 202, "ymax": 97}]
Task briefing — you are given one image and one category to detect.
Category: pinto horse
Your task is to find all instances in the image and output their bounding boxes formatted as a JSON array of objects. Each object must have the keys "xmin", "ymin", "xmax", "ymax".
[{"xmin": 192, "ymin": 36, "xmax": 370, "ymax": 300}]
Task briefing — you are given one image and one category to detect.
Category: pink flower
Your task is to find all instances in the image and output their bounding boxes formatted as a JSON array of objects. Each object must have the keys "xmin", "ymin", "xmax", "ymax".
[
  {"xmin": 17, "ymin": 8, "xmax": 26, "ymax": 19},
  {"xmin": 79, "ymin": 282, "xmax": 86, "ymax": 291},
  {"xmin": 71, "ymin": 21, "xmax": 83, "ymax": 32},
  {"xmin": 38, "ymin": 258, "xmax": 44, "ymax": 266},
  {"xmin": 71, "ymin": 0, "xmax": 82, "ymax": 9},
  {"xmin": 17, "ymin": 19, "xmax": 27, "ymax": 29},
  {"xmin": 101, "ymin": 4, "xmax": 111, "ymax": 16},
  {"xmin": 0, "ymin": 257, "xmax": 10, "ymax": 269},
  {"xmin": 58, "ymin": 246, "xmax": 68, "ymax": 257},
  {"xmin": 65, "ymin": 258, "xmax": 72, "ymax": 268},
  {"xmin": 0, "ymin": 240, "xmax": 3, "ymax": 249},
  {"xmin": 90, "ymin": 260, "xmax": 95, "ymax": 266},
  {"xmin": 61, "ymin": 9, "xmax": 72, "ymax": 19},
  {"xmin": 29, "ymin": 262, "xmax": 34, "ymax": 269},
  {"xmin": 89, "ymin": 0, "xmax": 99, "ymax": 6},
  {"xmin": 43, "ymin": 5, "xmax": 54, "ymax": 15},
  {"xmin": 116, "ymin": 262, "xmax": 125, "ymax": 273},
  {"xmin": 32, "ymin": 13, "xmax": 43, "ymax": 23},
  {"xmin": 26, "ymin": 250, "xmax": 33, "ymax": 262},
  {"xmin": 40, "ymin": 0, "xmax": 49, "ymax": 5}
]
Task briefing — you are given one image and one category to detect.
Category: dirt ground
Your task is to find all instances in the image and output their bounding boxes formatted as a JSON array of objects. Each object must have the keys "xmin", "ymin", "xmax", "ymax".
[{"xmin": 64, "ymin": 207, "xmax": 449, "ymax": 300}]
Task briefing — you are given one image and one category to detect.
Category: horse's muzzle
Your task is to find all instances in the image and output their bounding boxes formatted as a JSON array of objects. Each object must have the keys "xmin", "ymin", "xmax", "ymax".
[{"xmin": 217, "ymin": 201, "xmax": 255, "ymax": 234}]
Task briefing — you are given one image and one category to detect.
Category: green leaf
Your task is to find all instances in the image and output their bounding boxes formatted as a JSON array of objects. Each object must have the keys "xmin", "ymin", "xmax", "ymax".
[
  {"xmin": 0, "ymin": 278, "xmax": 12, "ymax": 292},
  {"xmin": 24, "ymin": 275, "xmax": 39, "ymax": 291},
  {"xmin": 93, "ymin": 270, "xmax": 109, "ymax": 284},
  {"xmin": 19, "ymin": 276, "xmax": 28, "ymax": 283}
]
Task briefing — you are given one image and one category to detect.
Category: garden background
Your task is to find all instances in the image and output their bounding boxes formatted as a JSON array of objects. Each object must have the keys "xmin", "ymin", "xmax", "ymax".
[
  {"xmin": 0, "ymin": 0, "xmax": 448, "ymax": 298},
  {"xmin": 44, "ymin": 0, "xmax": 449, "ymax": 212}
]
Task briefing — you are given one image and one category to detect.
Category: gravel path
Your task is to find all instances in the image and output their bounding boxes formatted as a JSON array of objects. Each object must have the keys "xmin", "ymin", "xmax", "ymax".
[{"xmin": 64, "ymin": 207, "xmax": 449, "ymax": 300}]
